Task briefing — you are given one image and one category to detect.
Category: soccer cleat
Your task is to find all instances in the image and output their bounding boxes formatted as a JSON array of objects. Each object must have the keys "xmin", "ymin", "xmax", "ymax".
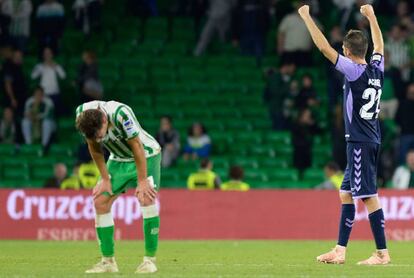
[
  {"xmin": 85, "ymin": 258, "xmax": 119, "ymax": 273},
  {"xmin": 135, "ymin": 256, "xmax": 157, "ymax": 274},
  {"xmin": 357, "ymin": 250, "xmax": 391, "ymax": 265},
  {"xmin": 316, "ymin": 245, "xmax": 346, "ymax": 264}
]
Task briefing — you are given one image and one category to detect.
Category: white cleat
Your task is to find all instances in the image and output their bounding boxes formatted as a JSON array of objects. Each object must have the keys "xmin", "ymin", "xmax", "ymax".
[
  {"xmin": 85, "ymin": 258, "xmax": 119, "ymax": 273},
  {"xmin": 135, "ymin": 257, "xmax": 157, "ymax": 274}
]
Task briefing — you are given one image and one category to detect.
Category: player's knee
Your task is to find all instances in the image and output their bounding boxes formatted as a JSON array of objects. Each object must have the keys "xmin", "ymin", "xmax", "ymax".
[
  {"xmin": 339, "ymin": 192, "xmax": 354, "ymax": 204},
  {"xmin": 94, "ymin": 198, "xmax": 111, "ymax": 214},
  {"xmin": 362, "ymin": 196, "xmax": 381, "ymax": 212}
]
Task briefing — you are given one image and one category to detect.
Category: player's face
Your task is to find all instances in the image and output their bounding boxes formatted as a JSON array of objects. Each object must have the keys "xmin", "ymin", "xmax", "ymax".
[
  {"xmin": 95, "ymin": 115, "xmax": 108, "ymax": 142},
  {"xmin": 407, "ymin": 153, "xmax": 414, "ymax": 170}
]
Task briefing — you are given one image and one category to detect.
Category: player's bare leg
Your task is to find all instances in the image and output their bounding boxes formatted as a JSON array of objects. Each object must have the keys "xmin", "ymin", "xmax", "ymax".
[
  {"xmin": 317, "ymin": 192, "xmax": 353, "ymax": 264},
  {"xmin": 357, "ymin": 196, "xmax": 391, "ymax": 265},
  {"xmin": 86, "ymin": 194, "xmax": 119, "ymax": 273},
  {"xmin": 135, "ymin": 195, "xmax": 159, "ymax": 274}
]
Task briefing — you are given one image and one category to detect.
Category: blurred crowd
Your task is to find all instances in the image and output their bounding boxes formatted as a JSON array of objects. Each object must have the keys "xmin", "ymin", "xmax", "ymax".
[{"xmin": 0, "ymin": 0, "xmax": 413, "ymax": 189}]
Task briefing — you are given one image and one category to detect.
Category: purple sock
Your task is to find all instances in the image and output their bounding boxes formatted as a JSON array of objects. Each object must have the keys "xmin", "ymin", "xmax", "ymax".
[
  {"xmin": 369, "ymin": 209, "xmax": 387, "ymax": 249},
  {"xmin": 337, "ymin": 204, "xmax": 355, "ymax": 247}
]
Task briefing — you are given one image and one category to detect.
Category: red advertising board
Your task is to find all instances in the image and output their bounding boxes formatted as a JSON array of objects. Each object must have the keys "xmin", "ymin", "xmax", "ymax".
[{"xmin": 1, "ymin": 189, "xmax": 414, "ymax": 240}]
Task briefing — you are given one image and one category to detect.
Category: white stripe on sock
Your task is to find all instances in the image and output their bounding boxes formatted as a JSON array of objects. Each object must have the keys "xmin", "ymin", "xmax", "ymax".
[
  {"xmin": 95, "ymin": 212, "xmax": 114, "ymax": 228},
  {"xmin": 141, "ymin": 204, "xmax": 159, "ymax": 219}
]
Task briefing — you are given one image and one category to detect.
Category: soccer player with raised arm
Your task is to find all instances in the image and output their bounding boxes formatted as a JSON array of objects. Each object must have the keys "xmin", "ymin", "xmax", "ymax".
[
  {"xmin": 75, "ymin": 101, "xmax": 161, "ymax": 273},
  {"xmin": 298, "ymin": 5, "xmax": 390, "ymax": 265}
]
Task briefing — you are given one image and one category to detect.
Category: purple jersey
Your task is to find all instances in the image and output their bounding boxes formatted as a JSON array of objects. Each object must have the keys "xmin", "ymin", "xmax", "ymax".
[{"xmin": 335, "ymin": 53, "xmax": 384, "ymax": 144}]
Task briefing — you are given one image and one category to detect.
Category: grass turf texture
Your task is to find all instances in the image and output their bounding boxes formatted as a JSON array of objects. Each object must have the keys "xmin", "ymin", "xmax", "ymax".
[{"xmin": 0, "ymin": 240, "xmax": 413, "ymax": 277}]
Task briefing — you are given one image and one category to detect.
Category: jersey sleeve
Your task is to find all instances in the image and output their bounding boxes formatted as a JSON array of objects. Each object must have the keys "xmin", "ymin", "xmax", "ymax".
[
  {"xmin": 370, "ymin": 53, "xmax": 384, "ymax": 72},
  {"xmin": 115, "ymin": 107, "xmax": 140, "ymax": 140},
  {"xmin": 335, "ymin": 54, "xmax": 364, "ymax": 82}
]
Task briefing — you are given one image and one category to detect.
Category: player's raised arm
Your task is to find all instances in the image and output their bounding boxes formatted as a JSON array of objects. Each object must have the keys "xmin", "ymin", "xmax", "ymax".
[
  {"xmin": 298, "ymin": 5, "xmax": 338, "ymax": 64},
  {"xmin": 360, "ymin": 4, "xmax": 383, "ymax": 55}
]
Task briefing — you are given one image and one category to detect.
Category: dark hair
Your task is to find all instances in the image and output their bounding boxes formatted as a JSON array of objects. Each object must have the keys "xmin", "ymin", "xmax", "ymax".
[
  {"xmin": 325, "ymin": 161, "xmax": 340, "ymax": 172},
  {"xmin": 34, "ymin": 86, "xmax": 44, "ymax": 94},
  {"xmin": 229, "ymin": 166, "xmax": 244, "ymax": 180},
  {"xmin": 84, "ymin": 50, "xmax": 97, "ymax": 62},
  {"xmin": 76, "ymin": 109, "xmax": 104, "ymax": 139},
  {"xmin": 188, "ymin": 122, "xmax": 207, "ymax": 136},
  {"xmin": 200, "ymin": 158, "xmax": 210, "ymax": 169},
  {"xmin": 161, "ymin": 115, "xmax": 172, "ymax": 123},
  {"xmin": 343, "ymin": 30, "xmax": 368, "ymax": 59},
  {"xmin": 302, "ymin": 73, "xmax": 313, "ymax": 81}
]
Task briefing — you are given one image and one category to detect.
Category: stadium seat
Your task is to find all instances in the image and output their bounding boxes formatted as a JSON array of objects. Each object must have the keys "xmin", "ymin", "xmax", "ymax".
[
  {"xmin": 18, "ymin": 144, "xmax": 42, "ymax": 157},
  {"xmin": 0, "ymin": 144, "xmax": 16, "ymax": 156}
]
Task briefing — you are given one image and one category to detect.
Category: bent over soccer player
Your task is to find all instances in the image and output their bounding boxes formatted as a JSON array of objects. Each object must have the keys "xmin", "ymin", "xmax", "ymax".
[
  {"xmin": 298, "ymin": 5, "xmax": 390, "ymax": 265},
  {"xmin": 75, "ymin": 100, "xmax": 161, "ymax": 273}
]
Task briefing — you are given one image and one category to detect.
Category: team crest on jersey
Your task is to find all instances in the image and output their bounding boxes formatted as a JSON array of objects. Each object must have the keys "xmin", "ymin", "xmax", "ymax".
[{"xmin": 123, "ymin": 120, "xmax": 133, "ymax": 131}]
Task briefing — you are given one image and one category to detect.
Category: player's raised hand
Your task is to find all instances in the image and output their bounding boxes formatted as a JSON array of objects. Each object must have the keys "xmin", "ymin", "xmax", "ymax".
[
  {"xmin": 298, "ymin": 5, "xmax": 310, "ymax": 18},
  {"xmin": 360, "ymin": 4, "xmax": 375, "ymax": 19},
  {"xmin": 93, "ymin": 178, "xmax": 113, "ymax": 199}
]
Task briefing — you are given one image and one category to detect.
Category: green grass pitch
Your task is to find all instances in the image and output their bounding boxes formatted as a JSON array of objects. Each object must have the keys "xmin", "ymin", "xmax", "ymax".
[{"xmin": 1, "ymin": 240, "xmax": 413, "ymax": 277}]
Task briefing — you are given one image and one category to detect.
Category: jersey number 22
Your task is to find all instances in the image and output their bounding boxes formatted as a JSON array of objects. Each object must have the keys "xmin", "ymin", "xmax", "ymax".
[{"xmin": 360, "ymin": 88, "xmax": 382, "ymax": 120}]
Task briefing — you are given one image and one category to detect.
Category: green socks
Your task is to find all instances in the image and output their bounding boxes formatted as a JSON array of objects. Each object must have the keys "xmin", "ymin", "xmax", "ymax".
[
  {"xmin": 141, "ymin": 205, "xmax": 160, "ymax": 257},
  {"xmin": 95, "ymin": 213, "xmax": 115, "ymax": 257},
  {"xmin": 94, "ymin": 206, "xmax": 160, "ymax": 258}
]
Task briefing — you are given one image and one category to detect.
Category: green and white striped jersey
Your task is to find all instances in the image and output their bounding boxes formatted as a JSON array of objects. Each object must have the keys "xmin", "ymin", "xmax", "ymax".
[{"xmin": 76, "ymin": 101, "xmax": 161, "ymax": 161}]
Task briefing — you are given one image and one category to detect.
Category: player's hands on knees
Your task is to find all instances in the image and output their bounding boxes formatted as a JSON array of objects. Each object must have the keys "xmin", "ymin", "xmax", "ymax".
[
  {"xmin": 360, "ymin": 4, "xmax": 375, "ymax": 19},
  {"xmin": 135, "ymin": 178, "xmax": 157, "ymax": 202},
  {"xmin": 93, "ymin": 178, "xmax": 113, "ymax": 199},
  {"xmin": 298, "ymin": 5, "xmax": 310, "ymax": 18}
]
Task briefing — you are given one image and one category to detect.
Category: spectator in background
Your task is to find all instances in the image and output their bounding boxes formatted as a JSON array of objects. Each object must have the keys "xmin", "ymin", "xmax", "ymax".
[
  {"xmin": 193, "ymin": 0, "xmax": 236, "ymax": 56},
  {"xmin": 21, "ymin": 86, "xmax": 55, "ymax": 148},
  {"xmin": 86, "ymin": 0, "xmax": 102, "ymax": 33},
  {"xmin": 380, "ymin": 50, "xmax": 398, "ymax": 119},
  {"xmin": 0, "ymin": 1, "xmax": 11, "ymax": 46},
  {"xmin": 0, "ymin": 107, "xmax": 16, "ymax": 143},
  {"xmin": 291, "ymin": 108, "xmax": 321, "ymax": 178},
  {"xmin": 76, "ymin": 50, "xmax": 102, "ymax": 103},
  {"xmin": 156, "ymin": 116, "xmax": 180, "ymax": 167},
  {"xmin": 385, "ymin": 24, "xmax": 411, "ymax": 82},
  {"xmin": 2, "ymin": 49, "xmax": 27, "ymax": 120},
  {"xmin": 326, "ymin": 26, "xmax": 344, "ymax": 110},
  {"xmin": 187, "ymin": 158, "xmax": 221, "ymax": 190},
  {"xmin": 73, "ymin": 0, "xmax": 102, "ymax": 35},
  {"xmin": 183, "ymin": 122, "xmax": 211, "ymax": 160},
  {"xmin": 78, "ymin": 162, "xmax": 99, "ymax": 189},
  {"xmin": 392, "ymin": 149, "xmax": 414, "ymax": 189},
  {"xmin": 283, "ymin": 79, "xmax": 300, "ymax": 123},
  {"xmin": 396, "ymin": 83, "xmax": 414, "ymax": 164},
  {"xmin": 277, "ymin": 0, "xmax": 318, "ymax": 67},
  {"xmin": 263, "ymin": 63, "xmax": 296, "ymax": 130},
  {"xmin": 221, "ymin": 165, "xmax": 250, "ymax": 191},
  {"xmin": 232, "ymin": 0, "xmax": 270, "ymax": 64},
  {"xmin": 393, "ymin": 0, "xmax": 411, "ymax": 26},
  {"xmin": 31, "ymin": 47, "xmax": 66, "ymax": 116},
  {"xmin": 44, "ymin": 162, "xmax": 67, "ymax": 188},
  {"xmin": 295, "ymin": 74, "xmax": 319, "ymax": 110},
  {"xmin": 332, "ymin": 0, "xmax": 373, "ymax": 31},
  {"xmin": 316, "ymin": 161, "xmax": 344, "ymax": 190},
  {"xmin": 35, "ymin": 0, "xmax": 65, "ymax": 54},
  {"xmin": 2, "ymin": 0, "xmax": 32, "ymax": 52},
  {"xmin": 60, "ymin": 163, "xmax": 81, "ymax": 190}
]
